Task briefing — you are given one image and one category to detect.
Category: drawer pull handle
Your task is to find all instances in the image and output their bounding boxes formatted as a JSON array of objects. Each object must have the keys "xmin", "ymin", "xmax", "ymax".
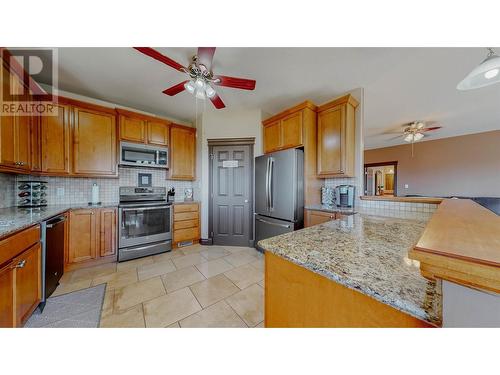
[{"xmin": 15, "ymin": 260, "xmax": 26, "ymax": 268}]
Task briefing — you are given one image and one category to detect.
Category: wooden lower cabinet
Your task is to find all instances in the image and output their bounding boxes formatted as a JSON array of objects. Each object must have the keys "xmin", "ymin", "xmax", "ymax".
[
  {"xmin": 173, "ymin": 203, "xmax": 200, "ymax": 248},
  {"xmin": 304, "ymin": 209, "xmax": 339, "ymax": 227},
  {"xmin": 0, "ymin": 263, "xmax": 15, "ymax": 327},
  {"xmin": 68, "ymin": 209, "xmax": 97, "ymax": 264},
  {"xmin": 0, "ymin": 229, "xmax": 42, "ymax": 328},
  {"xmin": 99, "ymin": 208, "xmax": 117, "ymax": 258},
  {"xmin": 13, "ymin": 243, "xmax": 42, "ymax": 325},
  {"xmin": 264, "ymin": 252, "xmax": 433, "ymax": 328},
  {"xmin": 67, "ymin": 208, "xmax": 117, "ymax": 270}
]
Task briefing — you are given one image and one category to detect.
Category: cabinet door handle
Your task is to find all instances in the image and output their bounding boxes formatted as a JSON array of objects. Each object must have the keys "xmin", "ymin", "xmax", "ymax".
[{"xmin": 15, "ymin": 260, "xmax": 26, "ymax": 268}]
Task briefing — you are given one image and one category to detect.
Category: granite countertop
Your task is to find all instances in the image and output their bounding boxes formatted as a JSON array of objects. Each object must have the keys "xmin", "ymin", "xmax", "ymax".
[
  {"xmin": 305, "ymin": 204, "xmax": 357, "ymax": 215},
  {"xmin": 0, "ymin": 203, "xmax": 119, "ymax": 239},
  {"xmin": 257, "ymin": 211, "xmax": 442, "ymax": 326}
]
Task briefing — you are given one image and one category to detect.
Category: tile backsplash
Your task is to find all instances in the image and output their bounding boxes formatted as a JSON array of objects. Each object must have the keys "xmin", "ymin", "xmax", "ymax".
[
  {"xmin": 0, "ymin": 173, "xmax": 15, "ymax": 208},
  {"xmin": 323, "ymin": 177, "xmax": 437, "ymax": 213},
  {"xmin": 1, "ymin": 167, "xmax": 194, "ymax": 207}
]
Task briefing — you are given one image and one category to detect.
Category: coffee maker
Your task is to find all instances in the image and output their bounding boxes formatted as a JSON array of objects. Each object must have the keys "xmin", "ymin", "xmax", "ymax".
[{"xmin": 334, "ymin": 185, "xmax": 355, "ymax": 208}]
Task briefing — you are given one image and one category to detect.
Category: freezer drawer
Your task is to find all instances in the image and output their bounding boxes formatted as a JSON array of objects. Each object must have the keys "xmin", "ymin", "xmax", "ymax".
[{"xmin": 254, "ymin": 215, "xmax": 294, "ymax": 245}]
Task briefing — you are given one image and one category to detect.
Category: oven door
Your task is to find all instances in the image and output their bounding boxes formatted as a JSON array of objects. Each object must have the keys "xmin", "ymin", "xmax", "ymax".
[{"xmin": 119, "ymin": 204, "xmax": 172, "ymax": 248}]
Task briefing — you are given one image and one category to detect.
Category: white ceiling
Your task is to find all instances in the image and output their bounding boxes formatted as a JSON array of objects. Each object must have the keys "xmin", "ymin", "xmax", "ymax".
[{"xmin": 45, "ymin": 47, "xmax": 500, "ymax": 149}]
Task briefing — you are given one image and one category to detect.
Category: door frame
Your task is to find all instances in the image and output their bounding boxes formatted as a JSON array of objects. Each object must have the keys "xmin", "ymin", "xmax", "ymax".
[
  {"xmin": 364, "ymin": 161, "xmax": 398, "ymax": 196},
  {"xmin": 208, "ymin": 138, "xmax": 255, "ymax": 247}
]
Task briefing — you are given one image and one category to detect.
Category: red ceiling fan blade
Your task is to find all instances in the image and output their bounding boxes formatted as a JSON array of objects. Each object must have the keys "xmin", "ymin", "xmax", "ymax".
[
  {"xmin": 421, "ymin": 126, "xmax": 442, "ymax": 132},
  {"xmin": 162, "ymin": 80, "xmax": 189, "ymax": 96},
  {"xmin": 134, "ymin": 47, "xmax": 186, "ymax": 72},
  {"xmin": 213, "ymin": 75, "xmax": 256, "ymax": 90},
  {"xmin": 197, "ymin": 47, "xmax": 216, "ymax": 70},
  {"xmin": 210, "ymin": 93, "xmax": 226, "ymax": 109}
]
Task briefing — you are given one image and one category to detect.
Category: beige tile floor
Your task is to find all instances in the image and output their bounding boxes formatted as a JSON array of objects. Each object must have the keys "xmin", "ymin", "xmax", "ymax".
[{"xmin": 53, "ymin": 244, "xmax": 265, "ymax": 328}]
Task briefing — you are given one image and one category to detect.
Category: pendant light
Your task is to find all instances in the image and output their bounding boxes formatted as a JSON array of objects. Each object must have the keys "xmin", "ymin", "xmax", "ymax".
[{"xmin": 457, "ymin": 48, "xmax": 500, "ymax": 90}]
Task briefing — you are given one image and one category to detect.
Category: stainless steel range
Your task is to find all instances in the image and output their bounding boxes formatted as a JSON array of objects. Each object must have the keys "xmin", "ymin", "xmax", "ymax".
[{"xmin": 118, "ymin": 187, "xmax": 172, "ymax": 262}]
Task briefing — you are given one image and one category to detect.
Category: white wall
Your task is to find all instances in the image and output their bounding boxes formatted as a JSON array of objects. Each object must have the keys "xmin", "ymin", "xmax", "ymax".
[{"xmin": 194, "ymin": 109, "xmax": 263, "ymax": 239}]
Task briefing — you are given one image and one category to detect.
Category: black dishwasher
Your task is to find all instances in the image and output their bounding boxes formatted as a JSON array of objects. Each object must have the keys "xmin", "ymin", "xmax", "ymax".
[{"xmin": 40, "ymin": 215, "xmax": 66, "ymax": 311}]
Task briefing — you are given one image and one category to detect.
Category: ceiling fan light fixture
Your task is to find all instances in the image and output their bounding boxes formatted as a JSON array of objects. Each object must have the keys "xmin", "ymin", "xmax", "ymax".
[
  {"xmin": 457, "ymin": 48, "xmax": 500, "ymax": 90},
  {"xmin": 413, "ymin": 132, "xmax": 424, "ymax": 141},
  {"xmin": 195, "ymin": 78, "xmax": 205, "ymax": 90},
  {"xmin": 195, "ymin": 88, "xmax": 206, "ymax": 100},
  {"xmin": 404, "ymin": 134, "xmax": 414, "ymax": 143},
  {"xmin": 205, "ymin": 85, "xmax": 216, "ymax": 98},
  {"xmin": 184, "ymin": 80, "xmax": 195, "ymax": 94}
]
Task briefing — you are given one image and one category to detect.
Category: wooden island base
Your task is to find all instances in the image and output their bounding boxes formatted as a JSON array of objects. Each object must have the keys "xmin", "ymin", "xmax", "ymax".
[{"xmin": 264, "ymin": 252, "xmax": 433, "ymax": 328}]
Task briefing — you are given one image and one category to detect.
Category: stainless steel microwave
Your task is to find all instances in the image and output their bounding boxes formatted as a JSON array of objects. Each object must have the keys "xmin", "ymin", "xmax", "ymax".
[{"xmin": 120, "ymin": 141, "xmax": 168, "ymax": 169}]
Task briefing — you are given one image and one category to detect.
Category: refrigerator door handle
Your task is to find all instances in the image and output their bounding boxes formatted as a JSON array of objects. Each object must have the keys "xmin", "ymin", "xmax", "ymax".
[
  {"xmin": 255, "ymin": 217, "xmax": 291, "ymax": 229},
  {"xmin": 269, "ymin": 157, "xmax": 275, "ymax": 211},
  {"xmin": 265, "ymin": 157, "xmax": 270, "ymax": 210}
]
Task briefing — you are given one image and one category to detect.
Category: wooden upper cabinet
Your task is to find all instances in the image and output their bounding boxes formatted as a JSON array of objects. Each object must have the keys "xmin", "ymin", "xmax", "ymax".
[
  {"xmin": 263, "ymin": 120, "xmax": 282, "ymax": 154},
  {"xmin": 147, "ymin": 120, "xmax": 170, "ymax": 146},
  {"xmin": 281, "ymin": 112, "xmax": 303, "ymax": 149},
  {"xmin": 0, "ymin": 65, "xmax": 31, "ymax": 172},
  {"xmin": 169, "ymin": 124, "xmax": 196, "ymax": 180},
  {"xmin": 99, "ymin": 208, "xmax": 117, "ymax": 258},
  {"xmin": 68, "ymin": 209, "xmax": 97, "ymax": 264},
  {"xmin": 73, "ymin": 105, "xmax": 117, "ymax": 176},
  {"xmin": 119, "ymin": 114, "xmax": 146, "ymax": 143},
  {"xmin": 40, "ymin": 103, "xmax": 71, "ymax": 174},
  {"xmin": 30, "ymin": 115, "xmax": 41, "ymax": 172},
  {"xmin": 16, "ymin": 115, "xmax": 32, "ymax": 171},
  {"xmin": 317, "ymin": 94, "xmax": 358, "ymax": 178},
  {"xmin": 262, "ymin": 102, "xmax": 312, "ymax": 154},
  {"xmin": 0, "ymin": 113, "xmax": 17, "ymax": 169},
  {"xmin": 118, "ymin": 109, "xmax": 170, "ymax": 146}
]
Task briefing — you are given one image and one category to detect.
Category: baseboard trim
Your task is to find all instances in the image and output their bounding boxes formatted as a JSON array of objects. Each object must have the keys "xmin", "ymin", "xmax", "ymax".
[{"xmin": 200, "ymin": 238, "xmax": 213, "ymax": 246}]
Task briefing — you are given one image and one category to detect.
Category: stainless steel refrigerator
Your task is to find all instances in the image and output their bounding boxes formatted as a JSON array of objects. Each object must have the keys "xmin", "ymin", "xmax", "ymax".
[{"xmin": 254, "ymin": 148, "xmax": 304, "ymax": 245}]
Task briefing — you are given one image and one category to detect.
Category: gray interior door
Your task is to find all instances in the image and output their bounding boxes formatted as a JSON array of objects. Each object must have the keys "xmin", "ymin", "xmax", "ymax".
[{"xmin": 211, "ymin": 144, "xmax": 252, "ymax": 246}]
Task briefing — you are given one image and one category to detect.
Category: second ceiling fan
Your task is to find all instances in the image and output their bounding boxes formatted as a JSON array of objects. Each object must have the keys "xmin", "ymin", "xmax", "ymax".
[{"xmin": 134, "ymin": 47, "xmax": 256, "ymax": 109}]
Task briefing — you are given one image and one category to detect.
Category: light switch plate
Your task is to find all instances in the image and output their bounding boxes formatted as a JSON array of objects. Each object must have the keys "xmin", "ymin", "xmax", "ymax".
[{"xmin": 404, "ymin": 184, "xmax": 409, "ymax": 189}]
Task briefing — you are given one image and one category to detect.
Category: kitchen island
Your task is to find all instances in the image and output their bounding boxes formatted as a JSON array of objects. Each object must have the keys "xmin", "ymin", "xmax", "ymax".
[{"xmin": 258, "ymin": 210, "xmax": 441, "ymax": 327}]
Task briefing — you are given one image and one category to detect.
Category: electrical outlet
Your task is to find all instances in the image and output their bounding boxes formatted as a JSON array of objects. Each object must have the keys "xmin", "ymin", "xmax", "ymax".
[
  {"xmin": 56, "ymin": 187, "xmax": 65, "ymax": 197},
  {"xmin": 404, "ymin": 184, "xmax": 409, "ymax": 189}
]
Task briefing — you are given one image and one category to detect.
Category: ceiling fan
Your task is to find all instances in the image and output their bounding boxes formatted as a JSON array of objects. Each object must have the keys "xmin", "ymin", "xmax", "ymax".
[
  {"xmin": 382, "ymin": 121, "xmax": 442, "ymax": 156},
  {"xmin": 401, "ymin": 121, "xmax": 442, "ymax": 156},
  {"xmin": 402, "ymin": 121, "xmax": 442, "ymax": 143},
  {"xmin": 133, "ymin": 47, "xmax": 256, "ymax": 109}
]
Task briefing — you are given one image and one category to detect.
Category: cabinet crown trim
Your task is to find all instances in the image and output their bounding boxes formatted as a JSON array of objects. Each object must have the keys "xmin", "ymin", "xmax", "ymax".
[
  {"xmin": 116, "ymin": 108, "xmax": 171, "ymax": 124},
  {"xmin": 262, "ymin": 100, "xmax": 317, "ymax": 125},
  {"xmin": 317, "ymin": 94, "xmax": 359, "ymax": 112}
]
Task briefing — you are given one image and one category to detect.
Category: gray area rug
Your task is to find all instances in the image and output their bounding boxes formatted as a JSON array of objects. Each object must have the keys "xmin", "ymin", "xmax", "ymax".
[{"xmin": 25, "ymin": 284, "xmax": 106, "ymax": 328}]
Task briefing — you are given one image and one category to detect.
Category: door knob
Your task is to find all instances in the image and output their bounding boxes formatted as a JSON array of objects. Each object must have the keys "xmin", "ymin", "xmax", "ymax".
[{"xmin": 244, "ymin": 200, "xmax": 248, "ymax": 203}]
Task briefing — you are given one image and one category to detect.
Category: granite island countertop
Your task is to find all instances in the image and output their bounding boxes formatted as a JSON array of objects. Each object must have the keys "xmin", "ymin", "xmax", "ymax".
[
  {"xmin": 0, "ymin": 203, "xmax": 119, "ymax": 239},
  {"xmin": 258, "ymin": 211, "xmax": 442, "ymax": 326}
]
